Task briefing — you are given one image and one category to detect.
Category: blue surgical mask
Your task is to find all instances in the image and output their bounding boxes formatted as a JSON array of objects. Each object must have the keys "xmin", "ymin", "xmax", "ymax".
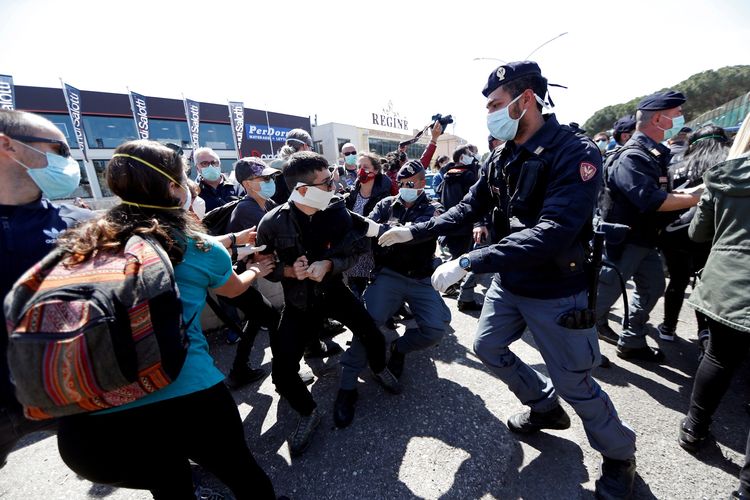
[
  {"xmin": 486, "ymin": 93, "xmax": 526, "ymax": 141},
  {"xmin": 596, "ymin": 140, "xmax": 607, "ymax": 152},
  {"xmin": 399, "ymin": 187, "xmax": 420, "ymax": 203},
  {"xmin": 460, "ymin": 154, "xmax": 474, "ymax": 166},
  {"xmin": 344, "ymin": 154, "xmax": 358, "ymax": 166},
  {"xmin": 659, "ymin": 114, "xmax": 685, "ymax": 140},
  {"xmin": 11, "ymin": 141, "xmax": 81, "ymax": 199},
  {"xmin": 201, "ymin": 165, "xmax": 221, "ymax": 182},
  {"xmin": 258, "ymin": 179, "xmax": 276, "ymax": 199}
]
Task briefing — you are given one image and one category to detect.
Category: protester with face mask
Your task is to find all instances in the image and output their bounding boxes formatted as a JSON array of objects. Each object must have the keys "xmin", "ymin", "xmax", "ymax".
[
  {"xmin": 593, "ymin": 132, "xmax": 610, "ymax": 156},
  {"xmin": 340, "ymin": 142, "xmax": 359, "ymax": 188},
  {"xmin": 0, "ymin": 110, "xmax": 92, "ymax": 468},
  {"xmin": 194, "ymin": 147, "xmax": 239, "ymax": 212},
  {"xmin": 344, "ymin": 152, "xmax": 392, "ymax": 298},
  {"xmin": 53, "ymin": 139, "xmax": 278, "ymax": 499},
  {"xmin": 336, "ymin": 160, "xmax": 450, "ymax": 428},
  {"xmin": 255, "ymin": 151, "xmax": 400, "ymax": 457},
  {"xmin": 379, "ymin": 60, "xmax": 639, "ymax": 499},
  {"xmin": 596, "ymin": 91, "xmax": 701, "ymax": 362}
]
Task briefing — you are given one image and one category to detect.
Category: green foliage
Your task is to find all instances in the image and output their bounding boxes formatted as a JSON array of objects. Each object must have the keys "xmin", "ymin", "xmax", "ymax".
[{"xmin": 583, "ymin": 65, "xmax": 750, "ymax": 133}]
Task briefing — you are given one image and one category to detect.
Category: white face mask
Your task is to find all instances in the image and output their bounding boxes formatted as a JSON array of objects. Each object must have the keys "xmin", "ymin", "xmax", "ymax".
[
  {"xmin": 289, "ymin": 182, "xmax": 334, "ymax": 211},
  {"xmin": 181, "ymin": 184, "xmax": 192, "ymax": 211},
  {"xmin": 460, "ymin": 154, "xmax": 475, "ymax": 166}
]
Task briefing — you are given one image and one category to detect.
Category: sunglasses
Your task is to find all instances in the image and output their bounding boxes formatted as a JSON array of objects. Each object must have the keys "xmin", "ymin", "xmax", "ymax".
[
  {"xmin": 399, "ymin": 181, "xmax": 418, "ymax": 188},
  {"xmin": 10, "ymin": 135, "xmax": 71, "ymax": 158},
  {"xmin": 198, "ymin": 160, "xmax": 221, "ymax": 168},
  {"xmin": 343, "ymin": 151, "xmax": 357, "ymax": 156},
  {"xmin": 304, "ymin": 176, "xmax": 335, "ymax": 189}
]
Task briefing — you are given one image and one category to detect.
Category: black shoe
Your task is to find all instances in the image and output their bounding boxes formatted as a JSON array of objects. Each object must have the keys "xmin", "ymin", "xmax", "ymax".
[
  {"xmin": 385, "ymin": 317, "xmax": 398, "ymax": 330},
  {"xmin": 595, "ymin": 456, "xmax": 636, "ymax": 500},
  {"xmin": 599, "ymin": 354, "xmax": 612, "ymax": 368},
  {"xmin": 387, "ymin": 341, "xmax": 405, "ymax": 379},
  {"xmin": 507, "ymin": 405, "xmax": 571, "ymax": 434},
  {"xmin": 616, "ymin": 345, "xmax": 664, "ymax": 363},
  {"xmin": 397, "ymin": 304, "xmax": 414, "ymax": 320},
  {"xmin": 442, "ymin": 284, "xmax": 459, "ymax": 298},
  {"xmin": 289, "ymin": 409, "xmax": 321, "ymax": 457},
  {"xmin": 597, "ymin": 324, "xmax": 620, "ymax": 346},
  {"xmin": 333, "ymin": 388, "xmax": 358, "ymax": 428},
  {"xmin": 304, "ymin": 340, "xmax": 344, "ymax": 359},
  {"xmin": 678, "ymin": 417, "xmax": 708, "ymax": 453},
  {"xmin": 225, "ymin": 366, "xmax": 266, "ymax": 389},
  {"xmin": 322, "ymin": 318, "xmax": 346, "ymax": 337},
  {"xmin": 374, "ymin": 367, "xmax": 403, "ymax": 395},
  {"xmin": 457, "ymin": 300, "xmax": 482, "ymax": 312}
]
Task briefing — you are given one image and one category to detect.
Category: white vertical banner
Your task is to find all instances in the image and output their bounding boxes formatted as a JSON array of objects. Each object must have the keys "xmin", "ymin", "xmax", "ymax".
[{"xmin": 61, "ymin": 80, "xmax": 102, "ymax": 199}]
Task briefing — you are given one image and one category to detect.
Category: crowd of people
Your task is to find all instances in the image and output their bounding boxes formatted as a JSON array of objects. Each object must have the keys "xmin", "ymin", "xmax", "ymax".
[{"xmin": 0, "ymin": 59, "xmax": 749, "ymax": 500}]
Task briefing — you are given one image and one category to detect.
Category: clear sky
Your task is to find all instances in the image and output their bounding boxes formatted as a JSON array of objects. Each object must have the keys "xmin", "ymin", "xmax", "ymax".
[{"xmin": 3, "ymin": 0, "xmax": 749, "ymax": 152}]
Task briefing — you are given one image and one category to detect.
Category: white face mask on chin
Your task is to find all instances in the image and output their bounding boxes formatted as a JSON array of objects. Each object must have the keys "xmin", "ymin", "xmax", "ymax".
[{"xmin": 289, "ymin": 182, "xmax": 334, "ymax": 211}]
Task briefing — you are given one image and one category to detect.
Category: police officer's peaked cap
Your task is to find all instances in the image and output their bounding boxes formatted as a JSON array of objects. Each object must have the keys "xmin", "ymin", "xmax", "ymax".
[
  {"xmin": 482, "ymin": 61, "xmax": 545, "ymax": 98},
  {"xmin": 397, "ymin": 160, "xmax": 424, "ymax": 181},
  {"xmin": 637, "ymin": 91, "xmax": 686, "ymax": 111},
  {"xmin": 613, "ymin": 115, "xmax": 636, "ymax": 134}
]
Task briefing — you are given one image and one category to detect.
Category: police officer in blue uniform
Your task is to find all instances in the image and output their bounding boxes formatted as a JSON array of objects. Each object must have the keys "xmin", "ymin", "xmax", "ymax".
[
  {"xmin": 0, "ymin": 110, "xmax": 91, "ymax": 467},
  {"xmin": 596, "ymin": 91, "xmax": 701, "ymax": 362},
  {"xmin": 379, "ymin": 61, "xmax": 638, "ymax": 499}
]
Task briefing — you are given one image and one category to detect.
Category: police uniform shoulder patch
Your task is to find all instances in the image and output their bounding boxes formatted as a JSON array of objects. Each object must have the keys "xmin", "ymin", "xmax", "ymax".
[{"xmin": 579, "ymin": 162, "xmax": 597, "ymax": 182}]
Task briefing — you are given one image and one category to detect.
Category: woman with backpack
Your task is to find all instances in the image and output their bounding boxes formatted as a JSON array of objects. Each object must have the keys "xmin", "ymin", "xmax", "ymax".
[{"xmin": 54, "ymin": 140, "xmax": 279, "ymax": 499}]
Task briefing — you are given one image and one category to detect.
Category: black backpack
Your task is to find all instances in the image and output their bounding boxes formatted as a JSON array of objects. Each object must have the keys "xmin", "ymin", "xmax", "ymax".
[{"xmin": 202, "ymin": 199, "xmax": 241, "ymax": 236}]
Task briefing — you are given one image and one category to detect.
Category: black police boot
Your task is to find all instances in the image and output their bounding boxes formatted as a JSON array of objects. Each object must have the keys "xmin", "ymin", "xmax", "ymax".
[
  {"xmin": 597, "ymin": 324, "xmax": 620, "ymax": 346},
  {"xmin": 322, "ymin": 318, "xmax": 346, "ymax": 337},
  {"xmin": 616, "ymin": 345, "xmax": 664, "ymax": 363},
  {"xmin": 225, "ymin": 365, "xmax": 267, "ymax": 390},
  {"xmin": 507, "ymin": 404, "xmax": 571, "ymax": 434},
  {"xmin": 457, "ymin": 300, "xmax": 483, "ymax": 312},
  {"xmin": 387, "ymin": 341, "xmax": 405, "ymax": 379},
  {"xmin": 333, "ymin": 388, "xmax": 358, "ymax": 428},
  {"xmin": 304, "ymin": 340, "xmax": 344, "ymax": 359},
  {"xmin": 594, "ymin": 456, "xmax": 636, "ymax": 500},
  {"xmin": 678, "ymin": 417, "xmax": 708, "ymax": 453}
]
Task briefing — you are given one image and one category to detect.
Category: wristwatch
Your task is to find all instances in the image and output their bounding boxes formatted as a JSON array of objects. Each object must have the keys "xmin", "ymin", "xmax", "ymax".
[{"xmin": 459, "ymin": 255, "xmax": 472, "ymax": 271}]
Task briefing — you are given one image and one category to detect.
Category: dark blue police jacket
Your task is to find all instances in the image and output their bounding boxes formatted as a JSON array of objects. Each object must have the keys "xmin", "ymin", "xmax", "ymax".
[
  {"xmin": 411, "ymin": 114, "xmax": 601, "ymax": 299},
  {"xmin": 0, "ymin": 198, "xmax": 92, "ymax": 407},
  {"xmin": 602, "ymin": 131, "xmax": 671, "ymax": 249}
]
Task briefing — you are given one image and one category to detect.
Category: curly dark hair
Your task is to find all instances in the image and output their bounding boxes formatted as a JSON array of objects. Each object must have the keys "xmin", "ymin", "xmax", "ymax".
[{"xmin": 58, "ymin": 140, "xmax": 205, "ymax": 266}]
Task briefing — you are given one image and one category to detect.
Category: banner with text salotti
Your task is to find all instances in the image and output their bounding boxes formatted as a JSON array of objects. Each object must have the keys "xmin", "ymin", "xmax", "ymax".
[
  {"xmin": 182, "ymin": 97, "xmax": 200, "ymax": 150},
  {"xmin": 61, "ymin": 83, "xmax": 90, "ymax": 162},
  {"xmin": 0, "ymin": 75, "xmax": 15, "ymax": 111},
  {"xmin": 128, "ymin": 90, "xmax": 149, "ymax": 139},
  {"xmin": 227, "ymin": 101, "xmax": 244, "ymax": 158}
]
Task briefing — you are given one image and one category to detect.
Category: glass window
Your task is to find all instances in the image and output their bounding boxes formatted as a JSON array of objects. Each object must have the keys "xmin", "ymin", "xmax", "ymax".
[
  {"xmin": 314, "ymin": 140, "xmax": 323, "ymax": 155},
  {"xmin": 368, "ymin": 138, "xmax": 424, "ymax": 159},
  {"xmin": 337, "ymin": 138, "xmax": 351, "ymax": 153},
  {"xmin": 200, "ymin": 123, "xmax": 234, "ymax": 150},
  {"xmin": 83, "ymin": 116, "xmax": 138, "ymax": 149},
  {"xmin": 92, "ymin": 160, "xmax": 115, "ymax": 197},
  {"xmin": 39, "ymin": 114, "xmax": 79, "ymax": 149},
  {"xmin": 149, "ymin": 119, "xmax": 191, "ymax": 148}
]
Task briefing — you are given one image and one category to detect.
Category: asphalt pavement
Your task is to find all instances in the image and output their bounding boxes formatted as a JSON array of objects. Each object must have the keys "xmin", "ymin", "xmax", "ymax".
[{"xmin": 1, "ymin": 277, "xmax": 748, "ymax": 499}]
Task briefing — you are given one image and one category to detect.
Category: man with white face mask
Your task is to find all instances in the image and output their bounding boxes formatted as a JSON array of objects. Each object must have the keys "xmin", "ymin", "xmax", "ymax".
[
  {"xmin": 378, "ymin": 61, "xmax": 638, "ymax": 499},
  {"xmin": 255, "ymin": 151, "xmax": 400, "ymax": 457},
  {"xmin": 0, "ymin": 110, "xmax": 91, "ymax": 467}
]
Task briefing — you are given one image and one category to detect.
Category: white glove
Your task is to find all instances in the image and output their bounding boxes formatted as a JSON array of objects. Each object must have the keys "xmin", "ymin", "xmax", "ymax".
[
  {"xmin": 378, "ymin": 226, "xmax": 414, "ymax": 247},
  {"xmin": 365, "ymin": 218, "xmax": 381, "ymax": 238},
  {"xmin": 431, "ymin": 259, "xmax": 468, "ymax": 293},
  {"xmin": 236, "ymin": 244, "xmax": 267, "ymax": 260}
]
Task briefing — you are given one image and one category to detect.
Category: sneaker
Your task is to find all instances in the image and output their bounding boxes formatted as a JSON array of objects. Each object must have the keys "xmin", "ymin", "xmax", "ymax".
[
  {"xmin": 299, "ymin": 366, "xmax": 315, "ymax": 386},
  {"xmin": 678, "ymin": 417, "xmax": 708, "ymax": 453},
  {"xmin": 304, "ymin": 340, "xmax": 344, "ymax": 359},
  {"xmin": 658, "ymin": 323, "xmax": 676, "ymax": 342},
  {"xmin": 374, "ymin": 367, "xmax": 403, "ymax": 395},
  {"xmin": 224, "ymin": 328, "xmax": 241, "ymax": 345},
  {"xmin": 594, "ymin": 456, "xmax": 636, "ymax": 500},
  {"xmin": 289, "ymin": 409, "xmax": 321, "ymax": 457},
  {"xmin": 333, "ymin": 388, "xmax": 358, "ymax": 428},
  {"xmin": 457, "ymin": 300, "xmax": 483, "ymax": 312},
  {"xmin": 442, "ymin": 284, "xmax": 459, "ymax": 298},
  {"xmin": 387, "ymin": 340, "xmax": 405, "ymax": 379},
  {"xmin": 225, "ymin": 366, "xmax": 266, "ymax": 389},
  {"xmin": 597, "ymin": 324, "xmax": 620, "ymax": 346},
  {"xmin": 507, "ymin": 404, "xmax": 571, "ymax": 434},
  {"xmin": 616, "ymin": 345, "xmax": 664, "ymax": 363},
  {"xmin": 322, "ymin": 318, "xmax": 346, "ymax": 336}
]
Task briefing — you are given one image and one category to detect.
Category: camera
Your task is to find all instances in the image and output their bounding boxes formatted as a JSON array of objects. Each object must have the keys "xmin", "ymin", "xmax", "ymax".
[{"xmin": 431, "ymin": 113, "xmax": 454, "ymax": 130}]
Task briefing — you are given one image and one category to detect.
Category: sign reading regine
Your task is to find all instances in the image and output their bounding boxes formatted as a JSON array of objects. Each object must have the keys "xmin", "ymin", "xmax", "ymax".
[{"xmin": 371, "ymin": 100, "xmax": 409, "ymax": 131}]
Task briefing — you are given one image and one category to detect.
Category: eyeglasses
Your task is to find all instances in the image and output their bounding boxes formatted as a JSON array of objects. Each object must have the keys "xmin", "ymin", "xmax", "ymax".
[
  {"xmin": 343, "ymin": 151, "xmax": 357, "ymax": 156},
  {"xmin": 198, "ymin": 160, "xmax": 220, "ymax": 168},
  {"xmin": 399, "ymin": 181, "xmax": 417, "ymax": 188},
  {"xmin": 9, "ymin": 135, "xmax": 71, "ymax": 158},
  {"xmin": 304, "ymin": 176, "xmax": 335, "ymax": 189}
]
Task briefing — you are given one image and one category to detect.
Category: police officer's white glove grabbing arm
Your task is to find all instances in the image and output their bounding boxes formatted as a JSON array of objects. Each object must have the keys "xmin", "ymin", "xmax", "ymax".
[
  {"xmin": 365, "ymin": 218, "xmax": 381, "ymax": 238},
  {"xmin": 378, "ymin": 226, "xmax": 414, "ymax": 246},
  {"xmin": 431, "ymin": 259, "xmax": 468, "ymax": 293}
]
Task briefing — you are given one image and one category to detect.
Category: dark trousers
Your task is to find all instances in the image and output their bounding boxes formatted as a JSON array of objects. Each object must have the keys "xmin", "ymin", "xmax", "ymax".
[
  {"xmin": 661, "ymin": 244, "xmax": 709, "ymax": 332},
  {"xmin": 0, "ymin": 401, "xmax": 56, "ymax": 467},
  {"xmin": 686, "ymin": 318, "xmax": 750, "ymax": 495},
  {"xmin": 223, "ymin": 286, "xmax": 280, "ymax": 371},
  {"xmin": 57, "ymin": 383, "xmax": 275, "ymax": 500},
  {"xmin": 271, "ymin": 282, "xmax": 386, "ymax": 416}
]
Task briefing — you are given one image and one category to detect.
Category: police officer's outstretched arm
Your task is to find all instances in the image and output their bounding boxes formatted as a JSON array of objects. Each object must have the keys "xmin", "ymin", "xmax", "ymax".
[
  {"xmin": 468, "ymin": 143, "xmax": 602, "ymax": 274},
  {"xmin": 378, "ymin": 173, "xmax": 493, "ymax": 246}
]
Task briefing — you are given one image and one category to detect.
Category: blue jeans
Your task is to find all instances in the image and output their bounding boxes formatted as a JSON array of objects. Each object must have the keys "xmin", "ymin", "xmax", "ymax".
[
  {"xmin": 473, "ymin": 276, "xmax": 636, "ymax": 460},
  {"xmin": 596, "ymin": 244, "xmax": 666, "ymax": 349},
  {"xmin": 339, "ymin": 268, "xmax": 451, "ymax": 390}
]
